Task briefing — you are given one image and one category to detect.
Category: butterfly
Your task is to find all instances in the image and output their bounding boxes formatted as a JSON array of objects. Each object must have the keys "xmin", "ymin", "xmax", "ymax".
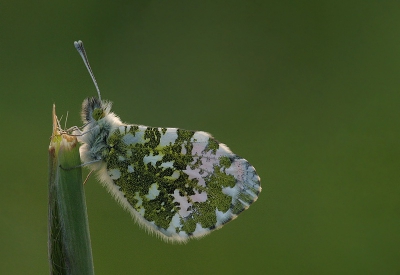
[{"xmin": 73, "ymin": 40, "xmax": 261, "ymax": 243}]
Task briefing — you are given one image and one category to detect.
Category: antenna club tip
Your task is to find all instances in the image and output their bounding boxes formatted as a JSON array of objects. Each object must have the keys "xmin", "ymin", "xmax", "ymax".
[{"xmin": 74, "ymin": 40, "xmax": 83, "ymax": 49}]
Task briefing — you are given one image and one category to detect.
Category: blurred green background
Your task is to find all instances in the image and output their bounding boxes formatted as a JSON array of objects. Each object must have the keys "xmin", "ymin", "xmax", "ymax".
[{"xmin": 1, "ymin": 1, "xmax": 399, "ymax": 274}]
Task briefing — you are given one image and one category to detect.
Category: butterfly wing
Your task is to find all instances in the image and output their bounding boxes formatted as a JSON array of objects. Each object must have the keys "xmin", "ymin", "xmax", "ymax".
[{"xmin": 97, "ymin": 125, "xmax": 261, "ymax": 242}]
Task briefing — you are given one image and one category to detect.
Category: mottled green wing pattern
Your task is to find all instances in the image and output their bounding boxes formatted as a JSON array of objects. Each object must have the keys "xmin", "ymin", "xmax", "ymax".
[{"xmin": 100, "ymin": 125, "xmax": 261, "ymax": 242}]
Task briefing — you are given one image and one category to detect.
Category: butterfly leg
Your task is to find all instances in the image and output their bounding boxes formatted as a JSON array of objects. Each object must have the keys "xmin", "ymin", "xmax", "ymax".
[{"xmin": 83, "ymin": 170, "xmax": 94, "ymax": 185}]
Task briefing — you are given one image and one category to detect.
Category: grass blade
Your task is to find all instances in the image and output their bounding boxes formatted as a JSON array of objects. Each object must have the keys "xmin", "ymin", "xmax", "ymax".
[{"xmin": 48, "ymin": 105, "xmax": 94, "ymax": 275}]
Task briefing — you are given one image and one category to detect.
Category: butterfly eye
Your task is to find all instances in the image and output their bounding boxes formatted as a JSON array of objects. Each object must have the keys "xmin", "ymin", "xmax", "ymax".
[{"xmin": 92, "ymin": 108, "xmax": 105, "ymax": 121}]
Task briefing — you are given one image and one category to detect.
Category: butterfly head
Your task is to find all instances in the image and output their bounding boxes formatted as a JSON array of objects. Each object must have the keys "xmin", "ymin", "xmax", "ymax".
[{"xmin": 81, "ymin": 97, "xmax": 112, "ymax": 124}]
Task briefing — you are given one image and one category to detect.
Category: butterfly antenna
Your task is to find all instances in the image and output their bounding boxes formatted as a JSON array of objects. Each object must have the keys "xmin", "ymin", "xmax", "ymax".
[
  {"xmin": 64, "ymin": 111, "xmax": 69, "ymax": 130},
  {"xmin": 74, "ymin": 40, "xmax": 102, "ymax": 101}
]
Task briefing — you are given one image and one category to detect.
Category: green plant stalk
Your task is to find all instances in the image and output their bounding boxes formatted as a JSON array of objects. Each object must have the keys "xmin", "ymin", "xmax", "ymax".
[{"xmin": 48, "ymin": 105, "xmax": 94, "ymax": 275}]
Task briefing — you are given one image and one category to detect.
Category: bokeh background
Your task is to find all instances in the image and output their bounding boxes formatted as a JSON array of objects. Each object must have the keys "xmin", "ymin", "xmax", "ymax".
[{"xmin": 1, "ymin": 1, "xmax": 399, "ymax": 274}]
